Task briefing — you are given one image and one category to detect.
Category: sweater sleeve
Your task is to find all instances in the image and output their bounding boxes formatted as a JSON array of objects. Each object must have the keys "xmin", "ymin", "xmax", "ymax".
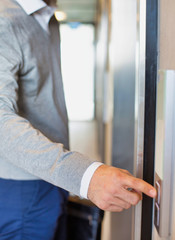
[{"xmin": 0, "ymin": 18, "xmax": 95, "ymax": 196}]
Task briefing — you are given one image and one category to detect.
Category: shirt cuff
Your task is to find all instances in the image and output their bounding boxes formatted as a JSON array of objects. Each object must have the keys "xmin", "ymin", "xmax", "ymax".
[{"xmin": 80, "ymin": 162, "xmax": 103, "ymax": 199}]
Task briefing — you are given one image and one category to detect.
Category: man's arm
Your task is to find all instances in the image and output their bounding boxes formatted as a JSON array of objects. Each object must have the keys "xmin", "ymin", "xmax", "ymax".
[{"xmin": 87, "ymin": 165, "xmax": 156, "ymax": 212}]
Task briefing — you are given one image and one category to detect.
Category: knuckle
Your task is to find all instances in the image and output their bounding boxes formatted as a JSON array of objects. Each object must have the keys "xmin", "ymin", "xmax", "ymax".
[
  {"xmin": 109, "ymin": 185, "xmax": 118, "ymax": 195},
  {"xmin": 132, "ymin": 195, "xmax": 140, "ymax": 205},
  {"xmin": 125, "ymin": 203, "xmax": 131, "ymax": 210},
  {"xmin": 114, "ymin": 173, "xmax": 125, "ymax": 188},
  {"xmin": 132, "ymin": 178, "xmax": 144, "ymax": 190},
  {"xmin": 130, "ymin": 178, "xmax": 137, "ymax": 187},
  {"xmin": 117, "ymin": 207, "xmax": 124, "ymax": 212},
  {"xmin": 115, "ymin": 171, "xmax": 123, "ymax": 181},
  {"xmin": 122, "ymin": 169, "xmax": 130, "ymax": 175}
]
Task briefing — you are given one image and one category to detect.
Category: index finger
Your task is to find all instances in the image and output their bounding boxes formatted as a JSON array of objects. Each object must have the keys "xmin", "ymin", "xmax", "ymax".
[{"xmin": 124, "ymin": 176, "xmax": 157, "ymax": 198}]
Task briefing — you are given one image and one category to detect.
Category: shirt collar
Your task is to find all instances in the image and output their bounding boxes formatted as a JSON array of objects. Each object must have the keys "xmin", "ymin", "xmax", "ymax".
[{"xmin": 15, "ymin": 0, "xmax": 48, "ymax": 15}]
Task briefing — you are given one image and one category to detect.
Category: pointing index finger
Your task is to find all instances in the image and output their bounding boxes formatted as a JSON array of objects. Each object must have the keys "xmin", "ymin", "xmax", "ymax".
[{"xmin": 124, "ymin": 176, "xmax": 157, "ymax": 198}]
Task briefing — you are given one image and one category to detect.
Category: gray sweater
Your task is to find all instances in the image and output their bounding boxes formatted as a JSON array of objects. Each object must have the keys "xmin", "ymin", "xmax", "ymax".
[{"xmin": 0, "ymin": 0, "xmax": 95, "ymax": 196}]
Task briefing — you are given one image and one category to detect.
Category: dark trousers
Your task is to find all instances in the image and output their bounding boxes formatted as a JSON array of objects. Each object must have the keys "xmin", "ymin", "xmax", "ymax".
[{"xmin": 0, "ymin": 178, "xmax": 68, "ymax": 240}]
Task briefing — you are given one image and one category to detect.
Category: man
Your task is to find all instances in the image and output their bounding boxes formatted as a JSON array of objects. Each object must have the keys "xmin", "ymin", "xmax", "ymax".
[{"xmin": 0, "ymin": 0, "xmax": 156, "ymax": 239}]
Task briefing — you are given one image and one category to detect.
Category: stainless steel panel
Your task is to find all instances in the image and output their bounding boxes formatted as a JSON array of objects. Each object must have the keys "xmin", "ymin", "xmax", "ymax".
[
  {"xmin": 96, "ymin": 0, "xmax": 148, "ymax": 239},
  {"xmin": 110, "ymin": 0, "xmax": 137, "ymax": 239}
]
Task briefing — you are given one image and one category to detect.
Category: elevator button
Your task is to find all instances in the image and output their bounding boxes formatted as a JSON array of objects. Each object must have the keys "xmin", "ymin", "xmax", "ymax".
[
  {"xmin": 155, "ymin": 180, "xmax": 161, "ymax": 205},
  {"xmin": 155, "ymin": 202, "xmax": 160, "ymax": 228}
]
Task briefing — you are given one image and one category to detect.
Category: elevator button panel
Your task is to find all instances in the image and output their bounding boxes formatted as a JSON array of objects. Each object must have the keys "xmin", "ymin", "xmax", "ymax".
[{"xmin": 154, "ymin": 71, "xmax": 175, "ymax": 238}]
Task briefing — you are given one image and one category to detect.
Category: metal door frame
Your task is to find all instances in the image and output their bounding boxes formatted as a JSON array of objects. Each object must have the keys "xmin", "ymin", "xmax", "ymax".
[{"xmin": 141, "ymin": 0, "xmax": 158, "ymax": 239}]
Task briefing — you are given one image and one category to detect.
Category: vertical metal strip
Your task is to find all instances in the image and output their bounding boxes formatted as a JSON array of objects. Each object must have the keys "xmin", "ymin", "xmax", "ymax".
[
  {"xmin": 133, "ymin": 0, "xmax": 146, "ymax": 239},
  {"xmin": 141, "ymin": 0, "xmax": 158, "ymax": 239}
]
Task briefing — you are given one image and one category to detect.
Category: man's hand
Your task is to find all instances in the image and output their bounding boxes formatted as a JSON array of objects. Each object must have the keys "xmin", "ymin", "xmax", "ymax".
[{"xmin": 87, "ymin": 165, "xmax": 156, "ymax": 212}]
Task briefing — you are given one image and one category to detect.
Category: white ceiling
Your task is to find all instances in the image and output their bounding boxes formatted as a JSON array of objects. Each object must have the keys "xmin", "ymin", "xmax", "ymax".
[{"xmin": 57, "ymin": 0, "xmax": 97, "ymax": 23}]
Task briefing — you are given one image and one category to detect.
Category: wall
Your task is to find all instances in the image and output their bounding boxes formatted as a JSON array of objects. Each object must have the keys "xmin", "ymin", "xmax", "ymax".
[{"xmin": 159, "ymin": 0, "xmax": 175, "ymax": 70}]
